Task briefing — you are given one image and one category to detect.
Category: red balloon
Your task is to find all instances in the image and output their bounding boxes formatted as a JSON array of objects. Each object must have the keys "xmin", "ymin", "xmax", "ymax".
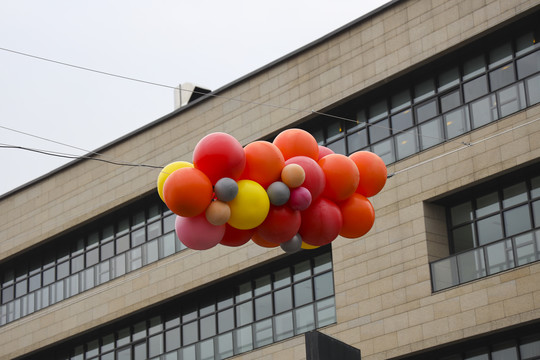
[
  {"xmin": 339, "ymin": 193, "xmax": 375, "ymax": 238},
  {"xmin": 240, "ymin": 141, "xmax": 285, "ymax": 189},
  {"xmin": 299, "ymin": 197, "xmax": 342, "ymax": 246},
  {"xmin": 252, "ymin": 233, "xmax": 280, "ymax": 248},
  {"xmin": 349, "ymin": 151, "xmax": 387, "ymax": 197},
  {"xmin": 256, "ymin": 205, "xmax": 301, "ymax": 244},
  {"xmin": 285, "ymin": 156, "xmax": 325, "ymax": 200},
  {"xmin": 318, "ymin": 154, "xmax": 360, "ymax": 202},
  {"xmin": 220, "ymin": 224, "xmax": 254, "ymax": 247},
  {"xmin": 273, "ymin": 128, "xmax": 319, "ymax": 161},
  {"xmin": 163, "ymin": 167, "xmax": 213, "ymax": 217},
  {"xmin": 193, "ymin": 133, "xmax": 246, "ymax": 184},
  {"xmin": 175, "ymin": 214, "xmax": 225, "ymax": 250},
  {"xmin": 317, "ymin": 145, "xmax": 334, "ymax": 160}
]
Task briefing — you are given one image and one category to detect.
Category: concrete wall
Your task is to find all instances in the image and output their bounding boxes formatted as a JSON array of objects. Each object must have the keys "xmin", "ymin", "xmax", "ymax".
[{"xmin": 1, "ymin": 0, "xmax": 539, "ymax": 359}]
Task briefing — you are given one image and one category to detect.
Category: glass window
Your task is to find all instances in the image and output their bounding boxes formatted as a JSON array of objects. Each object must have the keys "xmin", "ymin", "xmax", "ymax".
[
  {"xmin": 517, "ymin": 50, "xmax": 540, "ymax": 79},
  {"xmin": 294, "ymin": 279, "xmax": 313, "ymax": 307},
  {"xmin": 133, "ymin": 342, "xmax": 146, "ymax": 360},
  {"xmin": 181, "ymin": 345, "xmax": 196, "ymax": 360},
  {"xmin": 102, "ymin": 333, "xmax": 115, "ymax": 353},
  {"xmin": 391, "ymin": 90, "xmax": 411, "ymax": 112},
  {"xmin": 274, "ymin": 288, "xmax": 293, "ymax": 314},
  {"xmin": 504, "ymin": 205, "xmax": 532, "ymax": 236},
  {"xmin": 131, "ymin": 228, "xmax": 146, "ymax": 247},
  {"xmin": 526, "ymin": 74, "xmax": 540, "ymax": 105},
  {"xmin": 117, "ymin": 327, "xmax": 130, "ymax": 347},
  {"xmin": 313, "ymin": 253, "xmax": 332, "ymax": 274},
  {"xmin": 477, "ymin": 214, "xmax": 503, "ymax": 245},
  {"xmin": 147, "ymin": 221, "xmax": 162, "ymax": 240},
  {"xmin": 145, "ymin": 239, "xmax": 159, "ymax": 264},
  {"xmin": 464, "ymin": 75, "xmax": 488, "ymax": 102},
  {"xmin": 445, "ymin": 106, "xmax": 470, "ymax": 139},
  {"xmin": 43, "ymin": 267, "xmax": 55, "ymax": 286},
  {"xmin": 88, "ymin": 232, "xmax": 99, "ymax": 248},
  {"xmin": 326, "ymin": 139, "xmax": 345, "ymax": 155},
  {"xmin": 516, "ymin": 32, "xmax": 539, "ymax": 55},
  {"xmin": 57, "ymin": 261, "xmax": 69, "ymax": 280},
  {"xmin": 476, "ymin": 192, "xmax": 500, "ymax": 217},
  {"xmin": 217, "ymin": 289, "xmax": 234, "ymax": 310},
  {"xmin": 485, "ymin": 240, "xmax": 514, "ymax": 274},
  {"xmin": 2, "ymin": 286, "xmax": 14, "ymax": 303},
  {"xmin": 368, "ymin": 100, "xmax": 388, "ymax": 122},
  {"xmin": 200, "ymin": 314, "xmax": 216, "ymax": 339},
  {"xmin": 439, "ymin": 67, "xmax": 460, "ymax": 91},
  {"xmin": 441, "ymin": 90, "xmax": 461, "ymax": 113},
  {"xmin": 28, "ymin": 273, "xmax": 41, "ymax": 292},
  {"xmin": 414, "ymin": 78, "xmax": 435, "ymax": 102},
  {"xmin": 490, "ymin": 64, "xmax": 516, "ymax": 91},
  {"xmin": 503, "ymin": 182, "xmax": 528, "ymax": 207},
  {"xmin": 371, "ymin": 139, "xmax": 395, "ymax": 165},
  {"xmin": 294, "ymin": 260, "xmax": 311, "ymax": 281},
  {"xmin": 116, "ymin": 235, "xmax": 130, "ymax": 254},
  {"xmin": 235, "ymin": 325, "xmax": 253, "ymax": 353},
  {"xmin": 217, "ymin": 333, "xmax": 234, "ymax": 359},
  {"xmin": 498, "ymin": 83, "xmax": 526, "ymax": 117},
  {"xmin": 489, "ymin": 42, "xmax": 513, "ymax": 69},
  {"xmin": 165, "ymin": 327, "xmax": 181, "ymax": 352},
  {"xmin": 255, "ymin": 294, "xmax": 272, "ymax": 320},
  {"xmin": 533, "ymin": 200, "xmax": 540, "ymax": 227},
  {"xmin": 274, "ymin": 311, "xmax": 294, "ymax": 341},
  {"xmin": 254, "ymin": 319, "xmax": 273, "ymax": 347},
  {"xmin": 295, "ymin": 304, "xmax": 315, "ymax": 333},
  {"xmin": 182, "ymin": 303, "xmax": 198, "ymax": 322},
  {"xmin": 395, "ymin": 130, "xmax": 418, "ymax": 160},
  {"xmin": 416, "ymin": 99, "xmax": 438, "ymax": 123},
  {"xmin": 218, "ymin": 309, "xmax": 234, "ymax": 333},
  {"xmin": 326, "ymin": 120, "xmax": 343, "ymax": 141},
  {"xmin": 236, "ymin": 301, "xmax": 253, "ymax": 326},
  {"xmin": 391, "ymin": 109, "xmax": 413, "ymax": 132},
  {"xmin": 520, "ymin": 333, "xmax": 540, "ymax": 358},
  {"xmin": 163, "ymin": 214, "xmax": 175, "ymax": 234},
  {"xmin": 492, "ymin": 341, "xmax": 518, "ymax": 360},
  {"xmin": 431, "ymin": 257, "xmax": 459, "ymax": 291},
  {"xmin": 314, "ymin": 273, "xmax": 334, "ymax": 300},
  {"xmin": 457, "ymin": 248, "xmax": 486, "ymax": 283},
  {"xmin": 182, "ymin": 321, "xmax": 198, "ymax": 345},
  {"xmin": 470, "ymin": 94, "xmax": 498, "ymax": 129},
  {"xmin": 463, "ymin": 55, "xmax": 486, "ymax": 80},
  {"xmin": 273, "ymin": 268, "xmax": 291, "ymax": 288},
  {"xmin": 86, "ymin": 248, "xmax": 99, "ymax": 267},
  {"xmin": 451, "ymin": 202, "xmax": 473, "ymax": 226},
  {"xmin": 101, "ymin": 241, "xmax": 114, "ymax": 261},
  {"xmin": 236, "ymin": 281, "xmax": 252, "ymax": 302},
  {"xmin": 346, "ymin": 129, "xmax": 368, "ymax": 153},
  {"xmin": 317, "ymin": 298, "xmax": 337, "ymax": 327},
  {"xmin": 419, "ymin": 117, "xmax": 444, "ymax": 149},
  {"xmin": 452, "ymin": 224, "xmax": 475, "ymax": 253},
  {"xmin": 369, "ymin": 119, "xmax": 390, "ymax": 143}
]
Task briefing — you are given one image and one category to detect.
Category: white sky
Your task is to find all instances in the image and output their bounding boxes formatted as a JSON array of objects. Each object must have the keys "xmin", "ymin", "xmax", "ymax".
[{"xmin": 0, "ymin": 0, "xmax": 389, "ymax": 196}]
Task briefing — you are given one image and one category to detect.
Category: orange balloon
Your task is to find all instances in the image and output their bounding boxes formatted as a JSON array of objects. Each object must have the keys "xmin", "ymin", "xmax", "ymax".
[
  {"xmin": 240, "ymin": 141, "xmax": 285, "ymax": 189},
  {"xmin": 318, "ymin": 154, "xmax": 359, "ymax": 202},
  {"xmin": 339, "ymin": 193, "xmax": 375, "ymax": 238},
  {"xmin": 349, "ymin": 151, "xmax": 387, "ymax": 197},
  {"xmin": 163, "ymin": 167, "xmax": 213, "ymax": 217},
  {"xmin": 251, "ymin": 233, "xmax": 280, "ymax": 248},
  {"xmin": 273, "ymin": 128, "xmax": 319, "ymax": 161}
]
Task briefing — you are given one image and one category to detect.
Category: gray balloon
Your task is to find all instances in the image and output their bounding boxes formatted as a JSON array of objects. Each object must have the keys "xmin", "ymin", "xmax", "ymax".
[
  {"xmin": 280, "ymin": 234, "xmax": 302, "ymax": 253},
  {"xmin": 267, "ymin": 181, "xmax": 290, "ymax": 206},
  {"xmin": 214, "ymin": 177, "xmax": 238, "ymax": 202}
]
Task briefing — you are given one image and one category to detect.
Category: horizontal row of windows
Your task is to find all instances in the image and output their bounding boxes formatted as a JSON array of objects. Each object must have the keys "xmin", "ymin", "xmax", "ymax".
[
  {"xmin": 20, "ymin": 248, "xmax": 336, "ymax": 360},
  {"xmin": 300, "ymin": 23, "xmax": 540, "ymax": 163},
  {"xmin": 0, "ymin": 198, "xmax": 189, "ymax": 326}
]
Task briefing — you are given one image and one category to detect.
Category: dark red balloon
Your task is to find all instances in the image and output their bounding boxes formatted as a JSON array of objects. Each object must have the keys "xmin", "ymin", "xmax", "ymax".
[
  {"xmin": 220, "ymin": 224, "xmax": 254, "ymax": 247},
  {"xmin": 193, "ymin": 132, "xmax": 246, "ymax": 184},
  {"xmin": 256, "ymin": 205, "xmax": 301, "ymax": 244},
  {"xmin": 285, "ymin": 156, "xmax": 325, "ymax": 200},
  {"xmin": 299, "ymin": 197, "xmax": 342, "ymax": 246},
  {"xmin": 252, "ymin": 233, "xmax": 280, "ymax": 248}
]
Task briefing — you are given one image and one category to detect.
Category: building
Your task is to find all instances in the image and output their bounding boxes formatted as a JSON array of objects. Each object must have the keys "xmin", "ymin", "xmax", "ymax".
[{"xmin": 1, "ymin": 0, "xmax": 540, "ymax": 358}]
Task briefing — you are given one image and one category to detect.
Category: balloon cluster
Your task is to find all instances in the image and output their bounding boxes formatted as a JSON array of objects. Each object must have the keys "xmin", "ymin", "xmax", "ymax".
[{"xmin": 157, "ymin": 129, "xmax": 387, "ymax": 253}]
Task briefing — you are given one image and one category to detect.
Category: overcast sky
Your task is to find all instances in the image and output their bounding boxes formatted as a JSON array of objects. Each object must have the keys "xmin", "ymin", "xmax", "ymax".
[{"xmin": 0, "ymin": 0, "xmax": 389, "ymax": 196}]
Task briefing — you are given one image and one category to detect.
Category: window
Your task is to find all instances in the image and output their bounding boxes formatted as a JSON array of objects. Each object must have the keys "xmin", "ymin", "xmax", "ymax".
[{"xmin": 23, "ymin": 247, "xmax": 336, "ymax": 360}]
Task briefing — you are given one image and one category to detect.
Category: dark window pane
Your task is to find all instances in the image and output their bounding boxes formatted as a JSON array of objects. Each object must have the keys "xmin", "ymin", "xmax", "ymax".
[
  {"xmin": 182, "ymin": 321, "xmax": 198, "ymax": 345},
  {"xmin": 450, "ymin": 202, "xmax": 473, "ymax": 225},
  {"xmin": 116, "ymin": 235, "xmax": 130, "ymax": 254},
  {"xmin": 217, "ymin": 289, "xmax": 234, "ymax": 309},
  {"xmin": 517, "ymin": 32, "xmax": 539, "ymax": 55},
  {"xmin": 15, "ymin": 279, "xmax": 27, "ymax": 297},
  {"xmin": 391, "ymin": 90, "xmax": 411, "ymax": 112},
  {"xmin": 182, "ymin": 303, "xmax": 197, "ymax": 322},
  {"xmin": 254, "ymin": 275, "xmax": 271, "ymax": 296},
  {"xmin": 314, "ymin": 253, "xmax": 332, "ymax": 274},
  {"xmin": 273, "ymin": 268, "xmax": 291, "ymax": 288},
  {"xmin": 163, "ymin": 214, "xmax": 175, "ymax": 234},
  {"xmin": 347, "ymin": 129, "xmax": 368, "ymax": 153},
  {"xmin": 476, "ymin": 191, "xmax": 500, "ymax": 217},
  {"xmin": 314, "ymin": 273, "xmax": 334, "ymax": 300},
  {"xmin": 440, "ymin": 90, "xmax": 461, "ymax": 113},
  {"xmin": 218, "ymin": 308, "xmax": 234, "ymax": 333},
  {"xmin": 503, "ymin": 182, "xmax": 528, "ymax": 207},
  {"xmin": 236, "ymin": 281, "xmax": 252, "ymax": 302},
  {"xmin": 504, "ymin": 205, "xmax": 532, "ymax": 236},
  {"xmin": 101, "ymin": 241, "xmax": 114, "ymax": 261},
  {"xmin": 43, "ymin": 267, "xmax": 55, "ymax": 286},
  {"xmin": 416, "ymin": 99, "xmax": 438, "ymax": 123},
  {"xmin": 464, "ymin": 75, "xmax": 488, "ymax": 102},
  {"xmin": 490, "ymin": 64, "xmax": 516, "ymax": 91},
  {"xmin": 71, "ymin": 238, "xmax": 84, "ymax": 256},
  {"xmin": 463, "ymin": 55, "xmax": 486, "ymax": 80},
  {"xmin": 419, "ymin": 117, "xmax": 444, "ymax": 149},
  {"xmin": 294, "ymin": 260, "xmax": 311, "ymax": 281},
  {"xmin": 452, "ymin": 224, "xmax": 476, "ymax": 253},
  {"xmin": 477, "ymin": 214, "xmax": 503, "ymax": 245},
  {"xmin": 369, "ymin": 119, "xmax": 390, "ymax": 143},
  {"xmin": 414, "ymin": 78, "xmax": 435, "ymax": 102},
  {"xmin": 254, "ymin": 294, "xmax": 272, "ymax": 320},
  {"xmin": 71, "ymin": 254, "xmax": 84, "ymax": 273},
  {"xmin": 274, "ymin": 288, "xmax": 293, "ymax": 313},
  {"xmin": 254, "ymin": 319, "xmax": 273, "ymax": 348},
  {"xmin": 533, "ymin": 200, "xmax": 540, "ymax": 227},
  {"xmin": 132, "ymin": 321, "xmax": 146, "ymax": 341},
  {"xmin": 86, "ymin": 248, "xmax": 99, "ymax": 267},
  {"xmin": 395, "ymin": 131, "xmax": 418, "ymax": 160},
  {"xmin": 148, "ymin": 334, "xmax": 163, "ymax": 358},
  {"xmin": 445, "ymin": 106, "xmax": 470, "ymax": 139},
  {"xmin": 520, "ymin": 333, "xmax": 540, "ymax": 358},
  {"xmin": 492, "ymin": 340, "xmax": 518, "ymax": 360},
  {"xmin": 517, "ymin": 50, "xmax": 540, "ymax": 79},
  {"xmin": 87, "ymin": 232, "xmax": 99, "ymax": 248},
  {"xmin": 470, "ymin": 94, "xmax": 498, "ymax": 129},
  {"xmin": 368, "ymin": 100, "xmax": 388, "ymax": 123},
  {"xmin": 236, "ymin": 301, "xmax": 253, "ymax": 326},
  {"xmin": 391, "ymin": 109, "xmax": 413, "ymax": 132},
  {"xmin": 326, "ymin": 138, "xmax": 345, "ymax": 155},
  {"xmin": 439, "ymin": 67, "xmax": 460, "ymax": 91},
  {"xmin": 131, "ymin": 228, "xmax": 146, "ymax": 247},
  {"xmin": 2, "ymin": 285, "xmax": 14, "ymax": 303},
  {"xmin": 101, "ymin": 333, "xmax": 115, "ymax": 352},
  {"xmin": 326, "ymin": 120, "xmax": 343, "ymax": 141},
  {"xmin": 294, "ymin": 279, "xmax": 313, "ymax": 307},
  {"xmin": 86, "ymin": 339, "xmax": 99, "ymax": 358},
  {"xmin": 489, "ymin": 42, "xmax": 513, "ymax": 69},
  {"xmin": 57, "ymin": 261, "xmax": 69, "ymax": 280},
  {"xmin": 28, "ymin": 273, "xmax": 41, "ymax": 292},
  {"xmin": 149, "ymin": 315, "xmax": 162, "ymax": 335},
  {"xmin": 200, "ymin": 314, "xmax": 216, "ymax": 339},
  {"xmin": 165, "ymin": 328, "xmax": 181, "ymax": 352},
  {"xmin": 527, "ymin": 74, "xmax": 540, "ymax": 105},
  {"xmin": 498, "ymin": 83, "xmax": 526, "ymax": 117}
]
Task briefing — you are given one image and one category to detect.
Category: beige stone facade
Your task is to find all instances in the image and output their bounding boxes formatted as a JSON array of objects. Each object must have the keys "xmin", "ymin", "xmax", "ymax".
[{"xmin": 1, "ymin": 0, "xmax": 540, "ymax": 359}]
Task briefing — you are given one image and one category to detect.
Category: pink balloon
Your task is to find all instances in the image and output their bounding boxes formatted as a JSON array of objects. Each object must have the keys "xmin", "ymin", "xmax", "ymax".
[
  {"xmin": 317, "ymin": 145, "xmax": 335, "ymax": 160},
  {"xmin": 285, "ymin": 156, "xmax": 325, "ymax": 200},
  {"xmin": 175, "ymin": 214, "xmax": 225, "ymax": 250},
  {"xmin": 288, "ymin": 186, "xmax": 312, "ymax": 211}
]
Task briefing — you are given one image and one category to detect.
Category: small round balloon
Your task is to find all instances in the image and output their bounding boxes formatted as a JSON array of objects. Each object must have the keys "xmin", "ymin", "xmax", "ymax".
[
  {"xmin": 280, "ymin": 234, "xmax": 302, "ymax": 253},
  {"xmin": 157, "ymin": 161, "xmax": 193, "ymax": 202},
  {"xmin": 273, "ymin": 128, "xmax": 319, "ymax": 161},
  {"xmin": 205, "ymin": 200, "xmax": 231, "ymax": 226},
  {"xmin": 193, "ymin": 132, "xmax": 246, "ymax": 184},
  {"xmin": 288, "ymin": 187, "xmax": 312, "ymax": 211},
  {"xmin": 163, "ymin": 167, "xmax": 213, "ymax": 217},
  {"xmin": 281, "ymin": 164, "xmax": 305, "ymax": 188},
  {"xmin": 267, "ymin": 181, "xmax": 290, "ymax": 206},
  {"xmin": 349, "ymin": 151, "xmax": 387, "ymax": 197},
  {"xmin": 228, "ymin": 180, "xmax": 270, "ymax": 230},
  {"xmin": 285, "ymin": 156, "xmax": 325, "ymax": 200},
  {"xmin": 339, "ymin": 193, "xmax": 375, "ymax": 238},
  {"xmin": 214, "ymin": 178, "xmax": 239, "ymax": 202},
  {"xmin": 175, "ymin": 214, "xmax": 225, "ymax": 250},
  {"xmin": 240, "ymin": 141, "xmax": 285, "ymax": 189},
  {"xmin": 299, "ymin": 197, "xmax": 342, "ymax": 247},
  {"xmin": 317, "ymin": 145, "xmax": 335, "ymax": 160},
  {"xmin": 220, "ymin": 224, "xmax": 254, "ymax": 247},
  {"xmin": 318, "ymin": 154, "xmax": 360, "ymax": 202},
  {"xmin": 256, "ymin": 205, "xmax": 301, "ymax": 244}
]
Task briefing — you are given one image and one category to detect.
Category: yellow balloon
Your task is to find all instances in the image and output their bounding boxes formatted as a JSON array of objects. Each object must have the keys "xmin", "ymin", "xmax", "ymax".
[
  {"xmin": 228, "ymin": 180, "xmax": 270, "ymax": 230},
  {"xmin": 301, "ymin": 241, "xmax": 320, "ymax": 250},
  {"xmin": 157, "ymin": 161, "xmax": 193, "ymax": 202}
]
